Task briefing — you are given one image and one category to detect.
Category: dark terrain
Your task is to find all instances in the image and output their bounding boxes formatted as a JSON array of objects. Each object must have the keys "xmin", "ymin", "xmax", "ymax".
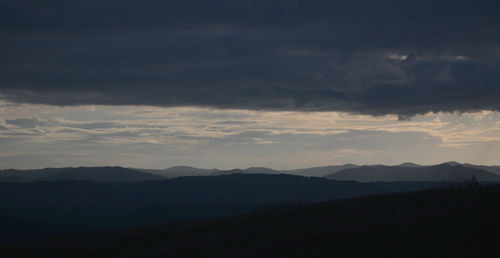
[
  {"xmin": 2, "ymin": 184, "xmax": 499, "ymax": 258},
  {"xmin": 0, "ymin": 174, "xmax": 442, "ymax": 229},
  {"xmin": 1, "ymin": 165, "xmax": 498, "ymax": 257}
]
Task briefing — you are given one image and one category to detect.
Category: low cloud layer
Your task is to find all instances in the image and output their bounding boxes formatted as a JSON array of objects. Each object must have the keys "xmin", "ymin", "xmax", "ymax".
[
  {"xmin": 1, "ymin": 104, "xmax": 499, "ymax": 169},
  {"xmin": 1, "ymin": 1, "xmax": 500, "ymax": 115}
]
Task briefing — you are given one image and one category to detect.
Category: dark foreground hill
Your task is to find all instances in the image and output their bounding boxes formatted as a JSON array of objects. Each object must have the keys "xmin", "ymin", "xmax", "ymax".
[
  {"xmin": 0, "ymin": 216, "xmax": 99, "ymax": 243},
  {"xmin": 0, "ymin": 174, "xmax": 441, "ymax": 229},
  {"xmin": 326, "ymin": 163, "xmax": 500, "ymax": 182},
  {"xmin": 3, "ymin": 185, "xmax": 499, "ymax": 258}
]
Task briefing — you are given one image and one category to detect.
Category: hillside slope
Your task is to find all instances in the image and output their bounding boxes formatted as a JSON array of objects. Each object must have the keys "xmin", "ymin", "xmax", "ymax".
[
  {"xmin": 0, "ymin": 167, "xmax": 165, "ymax": 183},
  {"xmin": 285, "ymin": 164, "xmax": 359, "ymax": 177},
  {"xmin": 325, "ymin": 163, "xmax": 500, "ymax": 182},
  {"xmin": 138, "ymin": 166, "xmax": 219, "ymax": 178},
  {"xmin": 0, "ymin": 174, "xmax": 440, "ymax": 228},
  {"xmin": 3, "ymin": 185, "xmax": 499, "ymax": 257}
]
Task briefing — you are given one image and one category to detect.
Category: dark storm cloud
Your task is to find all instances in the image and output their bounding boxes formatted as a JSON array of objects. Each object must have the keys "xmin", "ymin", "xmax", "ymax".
[{"xmin": 1, "ymin": 0, "xmax": 500, "ymax": 115}]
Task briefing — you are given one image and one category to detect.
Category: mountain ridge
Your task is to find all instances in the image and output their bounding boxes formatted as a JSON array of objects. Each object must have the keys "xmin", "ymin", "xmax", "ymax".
[
  {"xmin": 2, "ymin": 162, "xmax": 499, "ymax": 183},
  {"xmin": 0, "ymin": 166, "xmax": 165, "ymax": 183},
  {"xmin": 325, "ymin": 163, "xmax": 500, "ymax": 182}
]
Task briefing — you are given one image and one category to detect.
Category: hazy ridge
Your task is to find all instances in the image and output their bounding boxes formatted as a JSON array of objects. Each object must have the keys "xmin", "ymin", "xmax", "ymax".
[{"xmin": 2, "ymin": 162, "xmax": 499, "ymax": 183}]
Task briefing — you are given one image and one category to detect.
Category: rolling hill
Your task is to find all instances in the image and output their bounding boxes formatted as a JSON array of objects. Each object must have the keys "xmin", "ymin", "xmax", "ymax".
[
  {"xmin": 284, "ymin": 164, "xmax": 359, "ymax": 177},
  {"xmin": 3, "ymin": 184, "xmax": 499, "ymax": 257},
  {"xmin": 140, "ymin": 165, "xmax": 361, "ymax": 178},
  {"xmin": 2, "ymin": 162, "xmax": 499, "ymax": 183},
  {"xmin": 0, "ymin": 167, "xmax": 166, "ymax": 183},
  {"xmin": 0, "ymin": 216, "xmax": 99, "ymax": 243},
  {"xmin": 461, "ymin": 163, "xmax": 500, "ymax": 175},
  {"xmin": 325, "ymin": 163, "xmax": 500, "ymax": 182},
  {"xmin": 0, "ymin": 174, "xmax": 441, "ymax": 229},
  {"xmin": 210, "ymin": 167, "xmax": 279, "ymax": 176},
  {"xmin": 138, "ymin": 166, "xmax": 219, "ymax": 178},
  {"xmin": 136, "ymin": 162, "xmax": 500, "ymax": 179}
]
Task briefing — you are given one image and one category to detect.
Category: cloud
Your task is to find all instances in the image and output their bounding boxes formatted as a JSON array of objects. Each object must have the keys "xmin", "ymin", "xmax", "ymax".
[
  {"xmin": 0, "ymin": 104, "xmax": 499, "ymax": 169},
  {"xmin": 2, "ymin": 105, "xmax": 498, "ymax": 149},
  {"xmin": 4, "ymin": 118, "xmax": 44, "ymax": 128},
  {"xmin": 1, "ymin": 1, "xmax": 500, "ymax": 115}
]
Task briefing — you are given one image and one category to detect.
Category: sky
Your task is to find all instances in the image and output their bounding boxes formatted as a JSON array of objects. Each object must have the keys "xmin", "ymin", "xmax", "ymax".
[{"xmin": 1, "ymin": 0, "xmax": 499, "ymax": 169}]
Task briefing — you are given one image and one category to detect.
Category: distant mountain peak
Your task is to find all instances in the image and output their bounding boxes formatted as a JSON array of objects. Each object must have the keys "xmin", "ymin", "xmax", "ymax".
[
  {"xmin": 210, "ymin": 168, "xmax": 277, "ymax": 176},
  {"xmin": 325, "ymin": 163, "xmax": 500, "ymax": 182},
  {"xmin": 0, "ymin": 167, "xmax": 165, "ymax": 183},
  {"xmin": 399, "ymin": 162, "xmax": 421, "ymax": 167},
  {"xmin": 165, "ymin": 165, "xmax": 204, "ymax": 170},
  {"xmin": 244, "ymin": 167, "xmax": 278, "ymax": 173},
  {"xmin": 245, "ymin": 166, "xmax": 272, "ymax": 170},
  {"xmin": 442, "ymin": 161, "xmax": 461, "ymax": 166}
]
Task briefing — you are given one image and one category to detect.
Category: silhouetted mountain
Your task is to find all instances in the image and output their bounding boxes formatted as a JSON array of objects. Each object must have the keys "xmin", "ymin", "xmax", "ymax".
[
  {"xmin": 325, "ymin": 163, "xmax": 500, "ymax": 182},
  {"xmin": 4, "ymin": 185, "xmax": 500, "ymax": 258},
  {"xmin": 0, "ymin": 174, "xmax": 441, "ymax": 228},
  {"xmin": 209, "ymin": 169, "xmax": 246, "ymax": 176},
  {"xmin": 144, "ymin": 165, "xmax": 362, "ymax": 178},
  {"xmin": 443, "ymin": 161, "xmax": 462, "ymax": 166},
  {"xmin": 407, "ymin": 161, "xmax": 500, "ymax": 176},
  {"xmin": 398, "ymin": 162, "xmax": 422, "ymax": 167},
  {"xmin": 0, "ymin": 167, "xmax": 165, "ymax": 183},
  {"xmin": 284, "ymin": 164, "xmax": 359, "ymax": 177},
  {"xmin": 426, "ymin": 161, "xmax": 500, "ymax": 176},
  {"xmin": 136, "ymin": 163, "xmax": 500, "ymax": 178},
  {"xmin": 210, "ymin": 167, "xmax": 279, "ymax": 176},
  {"xmin": 138, "ymin": 166, "xmax": 219, "ymax": 178},
  {"xmin": 461, "ymin": 163, "xmax": 500, "ymax": 176},
  {"xmin": 244, "ymin": 167, "xmax": 279, "ymax": 174},
  {"xmin": 210, "ymin": 165, "xmax": 363, "ymax": 177},
  {"xmin": 4, "ymin": 163, "xmax": 498, "ymax": 183}
]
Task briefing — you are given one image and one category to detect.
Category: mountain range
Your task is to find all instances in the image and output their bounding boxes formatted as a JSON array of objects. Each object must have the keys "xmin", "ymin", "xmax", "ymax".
[
  {"xmin": 137, "ymin": 166, "xmax": 218, "ymax": 178},
  {"xmin": 325, "ymin": 163, "xmax": 500, "ymax": 182},
  {"xmin": 1, "ymin": 162, "xmax": 500, "ymax": 183},
  {"xmin": 0, "ymin": 162, "xmax": 499, "ymax": 253},
  {"xmin": 0, "ymin": 167, "xmax": 165, "ymax": 183}
]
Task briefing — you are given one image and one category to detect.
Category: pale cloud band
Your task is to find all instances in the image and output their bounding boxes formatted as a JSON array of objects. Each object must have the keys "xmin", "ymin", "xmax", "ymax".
[{"xmin": 1, "ymin": 102, "xmax": 499, "ymax": 169}]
